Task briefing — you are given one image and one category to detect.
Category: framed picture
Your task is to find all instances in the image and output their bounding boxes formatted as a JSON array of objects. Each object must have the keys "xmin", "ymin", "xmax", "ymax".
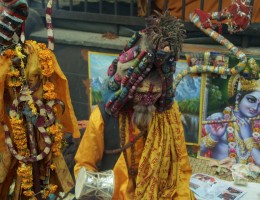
[
  {"xmin": 198, "ymin": 55, "xmax": 260, "ymax": 166},
  {"xmin": 175, "ymin": 60, "xmax": 203, "ymax": 145},
  {"xmin": 88, "ymin": 51, "xmax": 118, "ymax": 108},
  {"xmin": 179, "ymin": 51, "xmax": 229, "ymax": 147}
]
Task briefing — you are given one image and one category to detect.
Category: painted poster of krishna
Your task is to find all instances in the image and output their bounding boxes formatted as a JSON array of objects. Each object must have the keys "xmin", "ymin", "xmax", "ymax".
[{"xmin": 199, "ymin": 57, "xmax": 260, "ymax": 167}]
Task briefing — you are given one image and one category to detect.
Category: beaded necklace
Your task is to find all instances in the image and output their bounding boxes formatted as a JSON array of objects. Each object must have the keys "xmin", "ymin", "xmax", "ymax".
[{"xmin": 120, "ymin": 112, "xmax": 147, "ymax": 176}]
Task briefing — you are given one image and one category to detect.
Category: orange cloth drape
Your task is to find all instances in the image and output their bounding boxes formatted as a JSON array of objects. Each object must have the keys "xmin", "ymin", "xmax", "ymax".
[{"xmin": 151, "ymin": 0, "xmax": 260, "ymax": 23}]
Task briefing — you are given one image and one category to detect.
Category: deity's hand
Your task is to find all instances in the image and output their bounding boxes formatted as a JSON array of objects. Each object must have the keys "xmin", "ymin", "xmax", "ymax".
[
  {"xmin": 206, "ymin": 112, "xmax": 228, "ymax": 139},
  {"xmin": 235, "ymin": 116, "xmax": 251, "ymax": 140}
]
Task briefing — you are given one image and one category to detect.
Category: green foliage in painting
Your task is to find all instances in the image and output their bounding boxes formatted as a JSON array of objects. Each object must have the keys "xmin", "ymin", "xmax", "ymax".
[
  {"xmin": 91, "ymin": 90, "xmax": 102, "ymax": 105},
  {"xmin": 178, "ymin": 98, "xmax": 200, "ymax": 115}
]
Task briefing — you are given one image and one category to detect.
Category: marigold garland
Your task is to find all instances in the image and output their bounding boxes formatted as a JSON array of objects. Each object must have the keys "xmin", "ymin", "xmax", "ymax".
[
  {"xmin": 37, "ymin": 41, "xmax": 61, "ymax": 197},
  {"xmin": 5, "ymin": 48, "xmax": 23, "ymax": 88},
  {"xmin": 10, "ymin": 117, "xmax": 35, "ymax": 197},
  {"xmin": 37, "ymin": 42, "xmax": 65, "ymax": 157},
  {"xmin": 7, "ymin": 68, "xmax": 20, "ymax": 77},
  {"xmin": 4, "ymin": 41, "xmax": 65, "ymax": 199},
  {"xmin": 43, "ymin": 89, "xmax": 57, "ymax": 100},
  {"xmin": 42, "ymin": 184, "xmax": 58, "ymax": 199},
  {"xmin": 37, "ymin": 43, "xmax": 54, "ymax": 77},
  {"xmin": 4, "ymin": 49, "xmax": 16, "ymax": 58},
  {"xmin": 47, "ymin": 122, "xmax": 64, "ymax": 156}
]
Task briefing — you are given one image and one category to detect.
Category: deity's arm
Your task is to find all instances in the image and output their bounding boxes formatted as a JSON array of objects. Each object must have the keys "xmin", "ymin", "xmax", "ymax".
[
  {"xmin": 200, "ymin": 124, "xmax": 219, "ymax": 152},
  {"xmin": 200, "ymin": 111, "xmax": 229, "ymax": 153},
  {"xmin": 251, "ymin": 148, "xmax": 260, "ymax": 166},
  {"xmin": 74, "ymin": 106, "xmax": 105, "ymax": 178}
]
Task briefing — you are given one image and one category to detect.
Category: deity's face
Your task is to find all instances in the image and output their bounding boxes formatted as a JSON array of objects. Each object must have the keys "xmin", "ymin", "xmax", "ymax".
[
  {"xmin": 27, "ymin": 72, "xmax": 40, "ymax": 88},
  {"xmin": 24, "ymin": 45, "xmax": 43, "ymax": 91},
  {"xmin": 239, "ymin": 91, "xmax": 260, "ymax": 118}
]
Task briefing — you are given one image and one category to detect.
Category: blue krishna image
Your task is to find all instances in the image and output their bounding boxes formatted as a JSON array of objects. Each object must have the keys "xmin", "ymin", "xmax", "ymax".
[{"xmin": 200, "ymin": 58, "xmax": 260, "ymax": 166}]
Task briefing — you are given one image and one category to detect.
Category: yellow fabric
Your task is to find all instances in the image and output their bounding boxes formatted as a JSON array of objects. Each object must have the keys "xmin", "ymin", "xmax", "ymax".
[
  {"xmin": 47, "ymin": 47, "xmax": 80, "ymax": 138},
  {"xmin": 0, "ymin": 42, "xmax": 80, "ymax": 138},
  {"xmin": 135, "ymin": 101, "xmax": 193, "ymax": 199},
  {"xmin": 0, "ymin": 41, "xmax": 80, "ymax": 199},
  {"xmin": 74, "ymin": 102, "xmax": 194, "ymax": 199},
  {"xmin": 0, "ymin": 57, "xmax": 12, "ymax": 151}
]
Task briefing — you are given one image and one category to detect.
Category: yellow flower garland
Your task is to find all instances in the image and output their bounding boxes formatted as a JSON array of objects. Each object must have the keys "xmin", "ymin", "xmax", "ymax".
[
  {"xmin": 48, "ymin": 122, "xmax": 64, "ymax": 156},
  {"xmin": 37, "ymin": 42, "xmax": 65, "ymax": 158},
  {"xmin": 43, "ymin": 81, "xmax": 57, "ymax": 100},
  {"xmin": 37, "ymin": 43, "xmax": 54, "ymax": 77},
  {"xmin": 5, "ymin": 49, "xmax": 22, "ymax": 88},
  {"xmin": 5, "ymin": 41, "xmax": 65, "ymax": 199}
]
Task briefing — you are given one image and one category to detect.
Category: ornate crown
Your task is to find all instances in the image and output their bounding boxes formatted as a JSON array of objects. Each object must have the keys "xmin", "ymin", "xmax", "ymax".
[
  {"xmin": 228, "ymin": 58, "xmax": 260, "ymax": 97},
  {"xmin": 239, "ymin": 77, "xmax": 260, "ymax": 92}
]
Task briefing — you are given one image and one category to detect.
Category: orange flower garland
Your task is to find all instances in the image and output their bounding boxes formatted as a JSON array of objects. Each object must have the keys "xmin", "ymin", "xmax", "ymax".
[
  {"xmin": 37, "ymin": 43, "xmax": 54, "ymax": 77},
  {"xmin": 5, "ymin": 48, "xmax": 23, "ymax": 88},
  {"xmin": 47, "ymin": 122, "xmax": 64, "ymax": 157},
  {"xmin": 37, "ymin": 42, "xmax": 65, "ymax": 159},
  {"xmin": 43, "ymin": 81, "xmax": 57, "ymax": 100},
  {"xmin": 4, "ymin": 41, "xmax": 65, "ymax": 199},
  {"xmin": 37, "ymin": 41, "xmax": 63, "ymax": 196},
  {"xmin": 10, "ymin": 118, "xmax": 35, "ymax": 197},
  {"xmin": 42, "ymin": 184, "xmax": 58, "ymax": 198},
  {"xmin": 7, "ymin": 46, "xmax": 35, "ymax": 198},
  {"xmin": 4, "ymin": 49, "xmax": 16, "ymax": 58}
]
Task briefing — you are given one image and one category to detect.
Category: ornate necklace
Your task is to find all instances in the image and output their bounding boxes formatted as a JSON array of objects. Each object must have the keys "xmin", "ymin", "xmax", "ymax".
[{"xmin": 224, "ymin": 107, "xmax": 256, "ymax": 164}]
